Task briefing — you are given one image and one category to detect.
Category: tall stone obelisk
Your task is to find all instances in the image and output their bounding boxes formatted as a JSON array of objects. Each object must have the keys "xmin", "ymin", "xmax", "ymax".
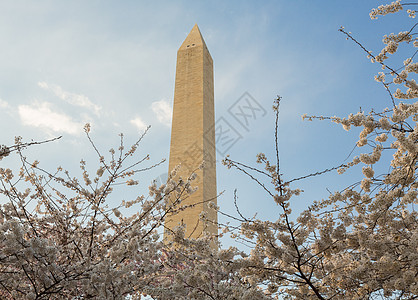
[{"xmin": 164, "ymin": 24, "xmax": 217, "ymax": 244}]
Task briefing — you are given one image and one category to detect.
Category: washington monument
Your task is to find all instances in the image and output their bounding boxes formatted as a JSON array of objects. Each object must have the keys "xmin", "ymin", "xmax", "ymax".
[{"xmin": 164, "ymin": 24, "xmax": 217, "ymax": 244}]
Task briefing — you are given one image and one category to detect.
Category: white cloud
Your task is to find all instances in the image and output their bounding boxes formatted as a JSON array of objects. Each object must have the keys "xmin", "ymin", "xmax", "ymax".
[
  {"xmin": 130, "ymin": 117, "xmax": 148, "ymax": 132},
  {"xmin": 38, "ymin": 82, "xmax": 101, "ymax": 115},
  {"xmin": 0, "ymin": 98, "xmax": 9, "ymax": 109},
  {"xmin": 18, "ymin": 101, "xmax": 82, "ymax": 135},
  {"xmin": 151, "ymin": 99, "xmax": 172, "ymax": 127}
]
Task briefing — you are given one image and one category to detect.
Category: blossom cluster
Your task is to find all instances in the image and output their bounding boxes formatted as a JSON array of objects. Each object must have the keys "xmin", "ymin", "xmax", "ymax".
[
  {"xmin": 369, "ymin": 0, "xmax": 402, "ymax": 19},
  {"xmin": 0, "ymin": 145, "xmax": 10, "ymax": 160}
]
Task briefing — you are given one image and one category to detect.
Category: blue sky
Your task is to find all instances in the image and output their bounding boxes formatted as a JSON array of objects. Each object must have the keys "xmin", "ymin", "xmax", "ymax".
[{"xmin": 0, "ymin": 1, "xmax": 412, "ymax": 247}]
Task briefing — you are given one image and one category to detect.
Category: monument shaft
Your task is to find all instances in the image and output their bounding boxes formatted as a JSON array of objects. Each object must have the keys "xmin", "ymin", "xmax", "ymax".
[{"xmin": 164, "ymin": 24, "xmax": 217, "ymax": 243}]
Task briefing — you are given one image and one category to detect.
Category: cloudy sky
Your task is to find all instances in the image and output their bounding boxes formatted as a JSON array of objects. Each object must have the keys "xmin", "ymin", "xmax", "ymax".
[{"xmin": 0, "ymin": 1, "xmax": 411, "ymax": 247}]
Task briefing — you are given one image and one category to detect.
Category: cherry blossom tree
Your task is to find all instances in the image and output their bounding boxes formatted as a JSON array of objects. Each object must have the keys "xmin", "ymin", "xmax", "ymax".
[
  {"xmin": 0, "ymin": 126, "xmax": 180, "ymax": 299},
  {"xmin": 221, "ymin": 1, "xmax": 417, "ymax": 299}
]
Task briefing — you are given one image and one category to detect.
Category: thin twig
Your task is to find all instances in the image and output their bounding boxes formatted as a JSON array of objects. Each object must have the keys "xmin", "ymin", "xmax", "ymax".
[
  {"xmin": 287, "ymin": 163, "xmax": 347, "ymax": 184},
  {"xmin": 233, "ymin": 189, "xmax": 249, "ymax": 222}
]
